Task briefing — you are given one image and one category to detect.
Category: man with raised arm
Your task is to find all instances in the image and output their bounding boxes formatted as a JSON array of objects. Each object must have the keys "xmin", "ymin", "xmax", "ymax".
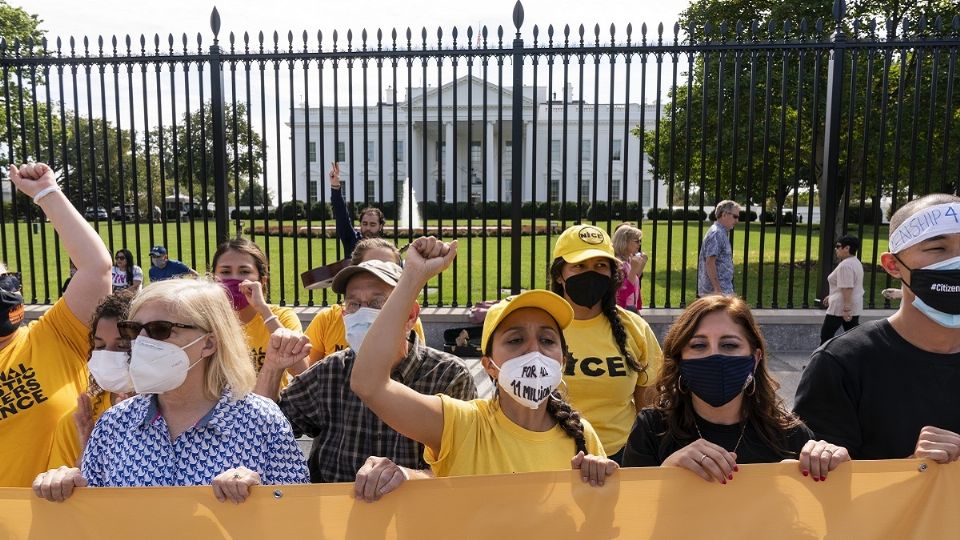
[
  {"xmin": 257, "ymin": 259, "xmax": 477, "ymax": 483},
  {"xmin": 795, "ymin": 194, "xmax": 960, "ymax": 462},
  {"xmin": 329, "ymin": 161, "xmax": 386, "ymax": 258},
  {"xmin": 0, "ymin": 163, "xmax": 113, "ymax": 486}
]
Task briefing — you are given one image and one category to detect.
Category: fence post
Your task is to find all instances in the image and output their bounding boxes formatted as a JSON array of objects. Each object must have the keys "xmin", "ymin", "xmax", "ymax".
[
  {"xmin": 510, "ymin": 1, "xmax": 525, "ymax": 295},
  {"xmin": 209, "ymin": 8, "xmax": 230, "ymax": 245},
  {"xmin": 817, "ymin": 0, "xmax": 846, "ymax": 301}
]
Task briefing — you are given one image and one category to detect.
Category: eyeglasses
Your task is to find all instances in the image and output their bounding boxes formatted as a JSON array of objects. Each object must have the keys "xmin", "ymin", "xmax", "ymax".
[
  {"xmin": 342, "ymin": 297, "xmax": 386, "ymax": 314},
  {"xmin": 117, "ymin": 320, "xmax": 202, "ymax": 340},
  {"xmin": 0, "ymin": 272, "xmax": 22, "ymax": 293},
  {"xmin": 115, "ymin": 255, "xmax": 126, "ymax": 260}
]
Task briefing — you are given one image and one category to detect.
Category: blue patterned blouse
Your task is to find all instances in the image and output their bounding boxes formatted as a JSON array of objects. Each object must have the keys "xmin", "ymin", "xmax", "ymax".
[{"xmin": 81, "ymin": 390, "xmax": 309, "ymax": 486}]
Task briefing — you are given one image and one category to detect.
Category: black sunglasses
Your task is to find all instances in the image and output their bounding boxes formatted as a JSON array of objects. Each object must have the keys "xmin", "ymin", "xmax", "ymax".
[
  {"xmin": 117, "ymin": 320, "xmax": 201, "ymax": 340},
  {"xmin": 0, "ymin": 272, "xmax": 22, "ymax": 293}
]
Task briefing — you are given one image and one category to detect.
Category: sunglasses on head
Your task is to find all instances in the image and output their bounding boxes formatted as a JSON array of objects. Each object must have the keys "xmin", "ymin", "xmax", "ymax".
[
  {"xmin": 0, "ymin": 272, "xmax": 22, "ymax": 293},
  {"xmin": 117, "ymin": 320, "xmax": 201, "ymax": 340}
]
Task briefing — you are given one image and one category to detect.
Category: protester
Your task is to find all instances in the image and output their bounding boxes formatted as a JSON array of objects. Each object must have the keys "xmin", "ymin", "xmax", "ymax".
[
  {"xmin": 330, "ymin": 161, "xmax": 385, "ymax": 258},
  {"xmin": 32, "ymin": 279, "xmax": 308, "ymax": 503},
  {"xmin": 0, "ymin": 162, "xmax": 112, "ymax": 487},
  {"xmin": 795, "ymin": 194, "xmax": 960, "ymax": 461},
  {"xmin": 111, "ymin": 249, "xmax": 143, "ymax": 293},
  {"xmin": 303, "ymin": 238, "xmax": 423, "ymax": 364},
  {"xmin": 47, "ymin": 293, "xmax": 135, "ymax": 469},
  {"xmin": 623, "ymin": 295, "xmax": 849, "ymax": 483},
  {"xmin": 147, "ymin": 245, "xmax": 197, "ymax": 282},
  {"xmin": 549, "ymin": 224, "xmax": 663, "ymax": 464},
  {"xmin": 612, "ymin": 223, "xmax": 647, "ymax": 311},
  {"xmin": 61, "ymin": 259, "xmax": 77, "ymax": 293},
  {"xmin": 263, "ymin": 257, "xmax": 476, "ymax": 483},
  {"xmin": 210, "ymin": 238, "xmax": 306, "ymax": 394},
  {"xmin": 698, "ymin": 200, "xmax": 741, "ymax": 296},
  {"xmin": 350, "ymin": 238, "xmax": 617, "ymax": 502},
  {"xmin": 819, "ymin": 235, "xmax": 864, "ymax": 344}
]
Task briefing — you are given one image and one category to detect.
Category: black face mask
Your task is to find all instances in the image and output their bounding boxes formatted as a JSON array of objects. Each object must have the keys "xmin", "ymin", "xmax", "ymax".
[
  {"xmin": 894, "ymin": 254, "xmax": 960, "ymax": 315},
  {"xmin": 561, "ymin": 271, "xmax": 611, "ymax": 308},
  {"xmin": 0, "ymin": 289, "xmax": 24, "ymax": 338}
]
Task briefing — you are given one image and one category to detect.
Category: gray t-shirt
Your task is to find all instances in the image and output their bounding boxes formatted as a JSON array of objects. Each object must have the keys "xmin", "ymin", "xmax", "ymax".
[{"xmin": 698, "ymin": 222, "xmax": 734, "ymax": 295}]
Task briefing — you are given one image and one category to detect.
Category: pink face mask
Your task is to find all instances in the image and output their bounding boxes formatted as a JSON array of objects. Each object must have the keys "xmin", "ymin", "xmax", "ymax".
[{"xmin": 219, "ymin": 278, "xmax": 249, "ymax": 311}]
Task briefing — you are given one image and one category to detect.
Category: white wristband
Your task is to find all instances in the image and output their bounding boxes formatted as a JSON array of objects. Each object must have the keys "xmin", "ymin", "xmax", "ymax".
[
  {"xmin": 33, "ymin": 185, "xmax": 61, "ymax": 204},
  {"xmin": 262, "ymin": 314, "xmax": 278, "ymax": 325}
]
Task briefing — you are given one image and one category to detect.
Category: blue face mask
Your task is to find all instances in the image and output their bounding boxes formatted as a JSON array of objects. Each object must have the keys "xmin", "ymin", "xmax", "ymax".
[
  {"xmin": 902, "ymin": 255, "xmax": 960, "ymax": 328},
  {"xmin": 679, "ymin": 354, "xmax": 756, "ymax": 408}
]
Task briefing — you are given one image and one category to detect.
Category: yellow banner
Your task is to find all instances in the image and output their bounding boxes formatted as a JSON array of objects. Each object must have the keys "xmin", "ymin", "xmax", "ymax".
[{"xmin": 2, "ymin": 460, "xmax": 957, "ymax": 539}]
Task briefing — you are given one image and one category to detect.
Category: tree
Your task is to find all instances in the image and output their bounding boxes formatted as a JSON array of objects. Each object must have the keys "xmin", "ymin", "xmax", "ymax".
[
  {"xmin": 151, "ymin": 101, "xmax": 265, "ymax": 209},
  {"xmin": 239, "ymin": 179, "xmax": 273, "ymax": 207},
  {"xmin": 638, "ymin": 0, "xmax": 960, "ymax": 230},
  {"xmin": 0, "ymin": 0, "xmax": 45, "ymax": 146}
]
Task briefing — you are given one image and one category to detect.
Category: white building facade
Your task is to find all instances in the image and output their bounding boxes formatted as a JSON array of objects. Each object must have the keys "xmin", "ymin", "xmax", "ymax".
[{"xmin": 290, "ymin": 76, "xmax": 668, "ymax": 210}]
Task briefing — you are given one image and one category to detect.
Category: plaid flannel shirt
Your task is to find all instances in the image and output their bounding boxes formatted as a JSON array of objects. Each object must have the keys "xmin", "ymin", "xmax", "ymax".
[{"xmin": 278, "ymin": 333, "xmax": 478, "ymax": 483}]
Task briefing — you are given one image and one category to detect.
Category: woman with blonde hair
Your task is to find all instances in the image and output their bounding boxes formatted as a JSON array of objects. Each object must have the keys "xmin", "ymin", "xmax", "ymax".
[
  {"xmin": 623, "ymin": 295, "xmax": 849, "ymax": 483},
  {"xmin": 612, "ymin": 223, "xmax": 647, "ymax": 312},
  {"xmin": 33, "ymin": 279, "xmax": 308, "ymax": 503}
]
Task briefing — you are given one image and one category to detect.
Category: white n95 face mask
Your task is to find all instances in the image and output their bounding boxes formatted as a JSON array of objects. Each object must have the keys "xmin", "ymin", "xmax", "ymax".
[
  {"xmin": 343, "ymin": 307, "xmax": 380, "ymax": 352},
  {"xmin": 87, "ymin": 350, "xmax": 134, "ymax": 393},
  {"xmin": 129, "ymin": 334, "xmax": 207, "ymax": 394},
  {"xmin": 493, "ymin": 351, "xmax": 563, "ymax": 409}
]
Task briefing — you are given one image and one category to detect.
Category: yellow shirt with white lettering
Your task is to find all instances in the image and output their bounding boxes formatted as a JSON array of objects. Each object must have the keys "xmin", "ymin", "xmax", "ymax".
[
  {"xmin": 244, "ymin": 305, "xmax": 302, "ymax": 390},
  {"xmin": 562, "ymin": 308, "xmax": 663, "ymax": 456},
  {"xmin": 0, "ymin": 300, "xmax": 90, "ymax": 486},
  {"xmin": 47, "ymin": 390, "xmax": 114, "ymax": 469},
  {"xmin": 304, "ymin": 304, "xmax": 426, "ymax": 365},
  {"xmin": 425, "ymin": 395, "xmax": 605, "ymax": 478}
]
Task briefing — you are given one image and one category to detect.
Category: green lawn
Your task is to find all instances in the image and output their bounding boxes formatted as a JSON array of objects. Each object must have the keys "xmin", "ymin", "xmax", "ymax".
[{"xmin": 1, "ymin": 218, "xmax": 898, "ymax": 308}]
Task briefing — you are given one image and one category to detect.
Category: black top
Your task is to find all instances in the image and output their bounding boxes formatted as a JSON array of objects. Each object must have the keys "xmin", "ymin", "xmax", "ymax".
[
  {"xmin": 794, "ymin": 319, "xmax": 960, "ymax": 460},
  {"xmin": 622, "ymin": 408, "xmax": 814, "ymax": 467}
]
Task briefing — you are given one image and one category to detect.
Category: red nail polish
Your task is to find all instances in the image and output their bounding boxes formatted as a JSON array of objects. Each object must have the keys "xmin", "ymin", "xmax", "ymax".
[
  {"xmin": 802, "ymin": 470, "xmax": 809, "ymax": 477},
  {"xmin": 728, "ymin": 474, "xmax": 733, "ymax": 480},
  {"xmin": 813, "ymin": 477, "xmax": 819, "ymax": 482},
  {"xmin": 721, "ymin": 480, "xmax": 726, "ymax": 485},
  {"xmin": 733, "ymin": 466, "xmax": 739, "ymax": 472},
  {"xmin": 821, "ymin": 476, "xmax": 826, "ymax": 482}
]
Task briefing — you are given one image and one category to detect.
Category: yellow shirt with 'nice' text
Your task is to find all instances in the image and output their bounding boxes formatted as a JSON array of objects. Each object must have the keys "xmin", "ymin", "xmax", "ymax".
[{"xmin": 0, "ymin": 300, "xmax": 90, "ymax": 486}]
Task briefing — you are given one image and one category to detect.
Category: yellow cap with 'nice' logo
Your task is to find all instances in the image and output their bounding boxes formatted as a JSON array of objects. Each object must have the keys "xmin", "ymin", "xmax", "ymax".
[{"xmin": 552, "ymin": 224, "xmax": 616, "ymax": 264}]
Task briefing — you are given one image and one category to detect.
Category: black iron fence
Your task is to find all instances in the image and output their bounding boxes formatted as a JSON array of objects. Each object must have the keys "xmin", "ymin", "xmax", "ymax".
[{"xmin": 1, "ymin": 0, "xmax": 958, "ymax": 308}]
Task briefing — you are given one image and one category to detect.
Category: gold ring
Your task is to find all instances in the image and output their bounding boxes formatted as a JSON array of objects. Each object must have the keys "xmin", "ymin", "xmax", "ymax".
[{"xmin": 699, "ymin": 453, "xmax": 709, "ymax": 465}]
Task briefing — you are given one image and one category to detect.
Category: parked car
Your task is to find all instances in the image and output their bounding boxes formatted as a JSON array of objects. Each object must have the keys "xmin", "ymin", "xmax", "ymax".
[
  {"xmin": 84, "ymin": 206, "xmax": 108, "ymax": 220},
  {"xmin": 112, "ymin": 204, "xmax": 139, "ymax": 221}
]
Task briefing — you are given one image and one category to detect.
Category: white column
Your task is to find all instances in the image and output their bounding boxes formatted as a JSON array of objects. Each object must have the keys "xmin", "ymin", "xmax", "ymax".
[
  {"xmin": 523, "ymin": 121, "xmax": 534, "ymax": 202},
  {"xmin": 410, "ymin": 123, "xmax": 421, "ymax": 192},
  {"xmin": 485, "ymin": 121, "xmax": 496, "ymax": 202},
  {"xmin": 444, "ymin": 121, "xmax": 454, "ymax": 203}
]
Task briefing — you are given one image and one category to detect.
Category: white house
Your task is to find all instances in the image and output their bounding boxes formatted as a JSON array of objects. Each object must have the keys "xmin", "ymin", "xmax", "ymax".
[{"xmin": 289, "ymin": 76, "xmax": 668, "ymax": 211}]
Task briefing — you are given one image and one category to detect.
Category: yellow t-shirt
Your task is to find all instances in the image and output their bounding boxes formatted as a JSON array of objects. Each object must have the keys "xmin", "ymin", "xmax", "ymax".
[
  {"xmin": 47, "ymin": 391, "xmax": 113, "ymax": 469},
  {"xmin": 562, "ymin": 308, "xmax": 663, "ymax": 455},
  {"xmin": 244, "ymin": 305, "xmax": 302, "ymax": 389},
  {"xmin": 425, "ymin": 395, "xmax": 605, "ymax": 478},
  {"xmin": 304, "ymin": 304, "xmax": 426, "ymax": 364},
  {"xmin": 0, "ymin": 300, "xmax": 90, "ymax": 486}
]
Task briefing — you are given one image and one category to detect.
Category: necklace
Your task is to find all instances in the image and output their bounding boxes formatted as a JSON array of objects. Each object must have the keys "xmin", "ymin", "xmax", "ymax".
[{"xmin": 694, "ymin": 417, "xmax": 748, "ymax": 454}]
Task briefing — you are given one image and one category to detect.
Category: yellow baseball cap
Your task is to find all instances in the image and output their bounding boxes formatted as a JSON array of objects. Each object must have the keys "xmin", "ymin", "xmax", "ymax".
[
  {"xmin": 480, "ymin": 290, "xmax": 574, "ymax": 353},
  {"xmin": 552, "ymin": 224, "xmax": 616, "ymax": 263}
]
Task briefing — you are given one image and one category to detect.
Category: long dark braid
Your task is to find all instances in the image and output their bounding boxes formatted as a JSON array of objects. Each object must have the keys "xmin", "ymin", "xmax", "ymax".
[{"xmin": 550, "ymin": 257, "xmax": 645, "ymax": 376}]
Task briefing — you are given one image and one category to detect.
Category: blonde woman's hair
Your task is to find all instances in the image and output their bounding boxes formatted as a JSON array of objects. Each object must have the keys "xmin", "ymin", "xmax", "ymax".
[
  {"xmin": 612, "ymin": 224, "xmax": 642, "ymax": 260},
  {"xmin": 130, "ymin": 278, "xmax": 256, "ymax": 400}
]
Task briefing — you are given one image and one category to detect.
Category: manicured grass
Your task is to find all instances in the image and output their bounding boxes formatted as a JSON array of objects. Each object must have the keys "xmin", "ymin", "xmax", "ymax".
[{"xmin": 1, "ymin": 218, "xmax": 897, "ymax": 308}]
